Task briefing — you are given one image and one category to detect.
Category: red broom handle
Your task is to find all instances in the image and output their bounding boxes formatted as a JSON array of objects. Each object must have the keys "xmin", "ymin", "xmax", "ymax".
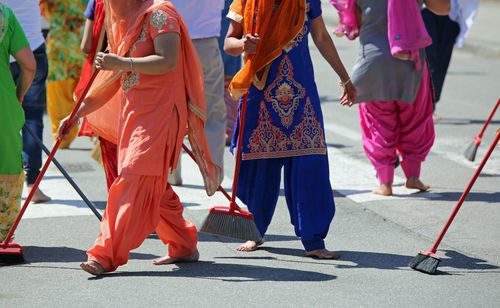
[
  {"xmin": 429, "ymin": 130, "xmax": 500, "ymax": 254},
  {"xmin": 181, "ymin": 144, "xmax": 232, "ymax": 202},
  {"xmin": 229, "ymin": 2, "xmax": 259, "ymax": 211},
  {"xmin": 476, "ymin": 98, "xmax": 500, "ymax": 140},
  {"xmin": 1, "ymin": 69, "xmax": 100, "ymax": 246}
]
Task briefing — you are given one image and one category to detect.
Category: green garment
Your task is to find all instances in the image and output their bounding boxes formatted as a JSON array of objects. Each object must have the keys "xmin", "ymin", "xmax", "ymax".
[{"xmin": 0, "ymin": 4, "xmax": 28, "ymax": 175}]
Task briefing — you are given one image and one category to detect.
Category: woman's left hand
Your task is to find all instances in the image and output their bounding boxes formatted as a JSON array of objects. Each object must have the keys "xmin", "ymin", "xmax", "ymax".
[
  {"xmin": 95, "ymin": 52, "xmax": 125, "ymax": 71},
  {"xmin": 340, "ymin": 82, "xmax": 357, "ymax": 107}
]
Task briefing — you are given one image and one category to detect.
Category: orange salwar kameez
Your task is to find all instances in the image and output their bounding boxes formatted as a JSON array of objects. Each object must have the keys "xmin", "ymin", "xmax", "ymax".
[{"xmin": 83, "ymin": 0, "xmax": 221, "ymax": 272}]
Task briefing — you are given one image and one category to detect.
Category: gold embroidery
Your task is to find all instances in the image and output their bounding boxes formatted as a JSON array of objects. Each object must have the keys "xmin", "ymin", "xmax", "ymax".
[
  {"xmin": 121, "ymin": 72, "xmax": 140, "ymax": 93},
  {"xmin": 247, "ymin": 101, "xmax": 289, "ymax": 155},
  {"xmin": 290, "ymin": 97, "xmax": 326, "ymax": 151},
  {"xmin": 264, "ymin": 56, "xmax": 305, "ymax": 129},
  {"xmin": 150, "ymin": 9, "xmax": 168, "ymax": 30}
]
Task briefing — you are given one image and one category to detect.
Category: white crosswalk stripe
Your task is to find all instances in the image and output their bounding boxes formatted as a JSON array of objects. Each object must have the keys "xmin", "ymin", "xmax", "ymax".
[{"xmin": 20, "ymin": 121, "xmax": 498, "ymax": 218}]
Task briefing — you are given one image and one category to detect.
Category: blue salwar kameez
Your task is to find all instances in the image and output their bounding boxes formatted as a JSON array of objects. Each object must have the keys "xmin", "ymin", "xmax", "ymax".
[{"xmin": 230, "ymin": 0, "xmax": 335, "ymax": 251}]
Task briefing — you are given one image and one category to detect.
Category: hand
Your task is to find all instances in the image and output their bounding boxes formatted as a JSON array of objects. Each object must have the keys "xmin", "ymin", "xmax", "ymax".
[
  {"xmin": 340, "ymin": 82, "xmax": 357, "ymax": 107},
  {"xmin": 95, "ymin": 52, "xmax": 125, "ymax": 71},
  {"xmin": 241, "ymin": 34, "xmax": 260, "ymax": 54},
  {"xmin": 57, "ymin": 115, "xmax": 79, "ymax": 141}
]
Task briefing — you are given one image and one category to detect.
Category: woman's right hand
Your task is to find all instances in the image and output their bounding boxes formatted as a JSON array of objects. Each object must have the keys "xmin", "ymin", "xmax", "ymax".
[
  {"xmin": 340, "ymin": 82, "xmax": 357, "ymax": 107},
  {"xmin": 57, "ymin": 115, "xmax": 79, "ymax": 141},
  {"xmin": 241, "ymin": 34, "xmax": 260, "ymax": 54}
]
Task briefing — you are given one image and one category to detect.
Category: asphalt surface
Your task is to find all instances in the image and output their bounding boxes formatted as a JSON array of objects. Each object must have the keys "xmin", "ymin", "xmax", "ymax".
[{"xmin": 1, "ymin": 2, "xmax": 499, "ymax": 307}]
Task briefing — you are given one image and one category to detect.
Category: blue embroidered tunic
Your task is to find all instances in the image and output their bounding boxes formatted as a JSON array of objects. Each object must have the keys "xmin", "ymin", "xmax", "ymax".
[{"xmin": 231, "ymin": 0, "xmax": 327, "ymax": 160}]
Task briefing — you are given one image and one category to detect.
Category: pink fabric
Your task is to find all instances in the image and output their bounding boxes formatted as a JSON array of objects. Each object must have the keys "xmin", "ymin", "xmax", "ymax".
[
  {"xmin": 329, "ymin": 0, "xmax": 359, "ymax": 40},
  {"xmin": 358, "ymin": 64, "xmax": 435, "ymax": 185},
  {"xmin": 387, "ymin": 0, "xmax": 432, "ymax": 71}
]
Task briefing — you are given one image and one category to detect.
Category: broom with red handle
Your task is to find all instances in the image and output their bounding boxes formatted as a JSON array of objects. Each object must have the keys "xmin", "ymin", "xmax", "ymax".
[
  {"xmin": 198, "ymin": 86, "xmax": 261, "ymax": 242},
  {"xmin": 198, "ymin": 2, "xmax": 261, "ymax": 242},
  {"xmin": 464, "ymin": 97, "xmax": 500, "ymax": 161},
  {"xmin": 410, "ymin": 129, "xmax": 500, "ymax": 274},
  {"xmin": 0, "ymin": 69, "xmax": 100, "ymax": 263}
]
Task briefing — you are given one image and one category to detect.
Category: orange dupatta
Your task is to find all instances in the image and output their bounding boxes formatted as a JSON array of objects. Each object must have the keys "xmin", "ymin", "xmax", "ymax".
[
  {"xmin": 84, "ymin": 0, "xmax": 221, "ymax": 196},
  {"xmin": 228, "ymin": 0, "xmax": 306, "ymax": 100}
]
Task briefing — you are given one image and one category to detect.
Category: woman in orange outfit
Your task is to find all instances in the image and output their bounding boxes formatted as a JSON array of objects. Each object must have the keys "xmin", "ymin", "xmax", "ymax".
[{"xmin": 57, "ymin": 0, "xmax": 221, "ymax": 276}]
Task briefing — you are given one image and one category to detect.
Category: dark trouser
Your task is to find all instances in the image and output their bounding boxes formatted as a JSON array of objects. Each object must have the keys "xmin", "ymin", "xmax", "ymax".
[
  {"xmin": 10, "ymin": 43, "xmax": 48, "ymax": 185},
  {"xmin": 237, "ymin": 155, "xmax": 335, "ymax": 252},
  {"xmin": 422, "ymin": 8, "xmax": 460, "ymax": 106}
]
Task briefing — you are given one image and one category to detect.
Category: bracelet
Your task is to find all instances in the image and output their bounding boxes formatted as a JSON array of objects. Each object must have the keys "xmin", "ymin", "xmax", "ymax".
[
  {"xmin": 339, "ymin": 78, "xmax": 351, "ymax": 88},
  {"xmin": 129, "ymin": 57, "xmax": 134, "ymax": 72}
]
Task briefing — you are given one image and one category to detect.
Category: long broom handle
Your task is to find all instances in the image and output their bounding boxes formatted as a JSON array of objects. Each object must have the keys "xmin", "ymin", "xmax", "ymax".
[
  {"xmin": 23, "ymin": 124, "xmax": 102, "ymax": 221},
  {"xmin": 476, "ymin": 98, "xmax": 500, "ymax": 140},
  {"xmin": 1, "ymin": 69, "xmax": 100, "ymax": 246},
  {"xmin": 229, "ymin": 0, "xmax": 259, "ymax": 211},
  {"xmin": 430, "ymin": 130, "xmax": 500, "ymax": 254},
  {"xmin": 181, "ymin": 144, "xmax": 232, "ymax": 202}
]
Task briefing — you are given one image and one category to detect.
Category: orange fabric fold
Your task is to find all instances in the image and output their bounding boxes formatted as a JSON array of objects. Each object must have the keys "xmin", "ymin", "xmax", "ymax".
[
  {"xmin": 228, "ymin": 0, "xmax": 306, "ymax": 100},
  {"xmin": 85, "ymin": 0, "xmax": 221, "ymax": 196}
]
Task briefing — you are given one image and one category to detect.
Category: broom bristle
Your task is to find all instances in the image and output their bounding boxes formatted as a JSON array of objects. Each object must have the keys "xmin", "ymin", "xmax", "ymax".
[
  {"xmin": 200, "ymin": 212, "xmax": 262, "ymax": 242},
  {"xmin": 464, "ymin": 140, "xmax": 478, "ymax": 161},
  {"xmin": 409, "ymin": 252, "xmax": 441, "ymax": 274},
  {"xmin": 0, "ymin": 253, "xmax": 25, "ymax": 264},
  {"xmin": 0, "ymin": 243, "xmax": 25, "ymax": 264}
]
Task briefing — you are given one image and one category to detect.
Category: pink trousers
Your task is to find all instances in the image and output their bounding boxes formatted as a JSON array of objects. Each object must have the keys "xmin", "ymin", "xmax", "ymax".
[{"xmin": 358, "ymin": 65, "xmax": 435, "ymax": 185}]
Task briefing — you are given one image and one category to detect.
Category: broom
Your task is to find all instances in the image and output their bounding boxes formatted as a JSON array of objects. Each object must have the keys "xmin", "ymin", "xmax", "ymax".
[
  {"xmin": 198, "ymin": 90, "xmax": 261, "ymax": 242},
  {"xmin": 0, "ymin": 69, "xmax": 100, "ymax": 263},
  {"xmin": 410, "ymin": 129, "xmax": 500, "ymax": 274},
  {"xmin": 464, "ymin": 98, "xmax": 500, "ymax": 161},
  {"xmin": 198, "ymin": 6, "xmax": 262, "ymax": 241},
  {"xmin": 23, "ymin": 124, "xmax": 102, "ymax": 221}
]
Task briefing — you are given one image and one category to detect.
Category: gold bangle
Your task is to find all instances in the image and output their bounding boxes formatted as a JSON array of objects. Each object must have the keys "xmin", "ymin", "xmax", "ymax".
[
  {"xmin": 339, "ymin": 78, "xmax": 351, "ymax": 87},
  {"xmin": 129, "ymin": 57, "xmax": 134, "ymax": 72}
]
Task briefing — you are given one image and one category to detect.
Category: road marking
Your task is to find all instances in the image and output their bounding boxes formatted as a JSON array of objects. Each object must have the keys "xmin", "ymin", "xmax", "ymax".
[
  {"xmin": 29, "ymin": 120, "xmax": 500, "ymax": 218},
  {"xmin": 324, "ymin": 123, "xmax": 361, "ymax": 141},
  {"xmin": 327, "ymin": 146, "xmax": 441, "ymax": 202},
  {"xmin": 22, "ymin": 173, "xmax": 102, "ymax": 219}
]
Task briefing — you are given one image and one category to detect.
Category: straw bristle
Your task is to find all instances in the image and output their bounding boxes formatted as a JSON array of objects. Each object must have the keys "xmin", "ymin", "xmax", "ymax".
[
  {"xmin": 464, "ymin": 140, "xmax": 478, "ymax": 161},
  {"xmin": 200, "ymin": 212, "xmax": 262, "ymax": 242},
  {"xmin": 409, "ymin": 253, "xmax": 441, "ymax": 274}
]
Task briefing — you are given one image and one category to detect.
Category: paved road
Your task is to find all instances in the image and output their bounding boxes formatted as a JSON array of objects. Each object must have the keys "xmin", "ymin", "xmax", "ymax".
[{"xmin": 2, "ymin": 3, "xmax": 499, "ymax": 307}]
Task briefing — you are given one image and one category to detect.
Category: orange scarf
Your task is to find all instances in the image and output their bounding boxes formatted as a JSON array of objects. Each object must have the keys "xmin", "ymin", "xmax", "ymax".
[{"xmin": 228, "ymin": 0, "xmax": 305, "ymax": 100}]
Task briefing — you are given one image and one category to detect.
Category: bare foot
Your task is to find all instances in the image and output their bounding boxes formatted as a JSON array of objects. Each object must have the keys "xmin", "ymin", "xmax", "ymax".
[
  {"xmin": 406, "ymin": 176, "xmax": 430, "ymax": 191},
  {"xmin": 28, "ymin": 185, "xmax": 51, "ymax": 203},
  {"xmin": 432, "ymin": 113, "xmax": 442, "ymax": 121},
  {"xmin": 153, "ymin": 249, "xmax": 199, "ymax": 265},
  {"xmin": 80, "ymin": 261, "xmax": 105, "ymax": 276},
  {"xmin": 373, "ymin": 183, "xmax": 392, "ymax": 196},
  {"xmin": 236, "ymin": 238, "xmax": 265, "ymax": 252},
  {"xmin": 306, "ymin": 248, "xmax": 340, "ymax": 259}
]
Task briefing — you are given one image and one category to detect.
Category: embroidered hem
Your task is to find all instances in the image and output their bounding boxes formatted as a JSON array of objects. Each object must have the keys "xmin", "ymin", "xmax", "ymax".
[{"xmin": 242, "ymin": 148, "xmax": 326, "ymax": 160}]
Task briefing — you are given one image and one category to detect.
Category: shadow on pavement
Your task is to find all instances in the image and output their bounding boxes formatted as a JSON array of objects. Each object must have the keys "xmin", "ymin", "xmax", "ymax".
[
  {"xmin": 432, "ymin": 191, "xmax": 500, "ymax": 203},
  {"xmin": 434, "ymin": 118, "xmax": 500, "ymax": 126},
  {"xmin": 91, "ymin": 260, "xmax": 337, "ymax": 282},
  {"xmin": 196, "ymin": 233, "xmax": 299, "ymax": 244},
  {"xmin": 0, "ymin": 246, "xmax": 158, "ymax": 265},
  {"xmin": 331, "ymin": 249, "xmax": 499, "ymax": 273}
]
